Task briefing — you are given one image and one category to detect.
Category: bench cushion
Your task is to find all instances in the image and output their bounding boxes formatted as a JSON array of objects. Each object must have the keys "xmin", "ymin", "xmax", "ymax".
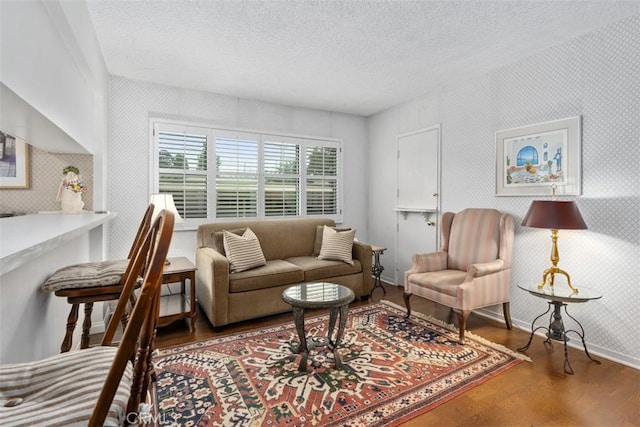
[
  {"xmin": 41, "ymin": 259, "xmax": 128, "ymax": 293},
  {"xmin": 0, "ymin": 346, "xmax": 132, "ymax": 426}
]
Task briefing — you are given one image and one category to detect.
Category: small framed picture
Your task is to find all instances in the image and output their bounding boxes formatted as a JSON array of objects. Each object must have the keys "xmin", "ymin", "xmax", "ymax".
[
  {"xmin": 0, "ymin": 131, "xmax": 31, "ymax": 189},
  {"xmin": 495, "ymin": 116, "xmax": 581, "ymax": 196}
]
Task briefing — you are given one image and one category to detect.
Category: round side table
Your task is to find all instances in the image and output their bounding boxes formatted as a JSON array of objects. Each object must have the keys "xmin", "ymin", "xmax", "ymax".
[
  {"xmin": 517, "ymin": 283, "xmax": 602, "ymax": 374},
  {"xmin": 370, "ymin": 245, "xmax": 387, "ymax": 296},
  {"xmin": 282, "ymin": 282, "xmax": 355, "ymax": 371}
]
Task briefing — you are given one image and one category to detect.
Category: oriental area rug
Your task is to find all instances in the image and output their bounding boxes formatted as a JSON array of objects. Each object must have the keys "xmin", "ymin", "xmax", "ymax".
[{"xmin": 150, "ymin": 301, "xmax": 528, "ymax": 426}]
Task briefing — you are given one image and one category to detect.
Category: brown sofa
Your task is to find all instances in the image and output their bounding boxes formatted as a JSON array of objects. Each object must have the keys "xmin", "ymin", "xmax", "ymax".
[{"xmin": 195, "ymin": 218, "xmax": 372, "ymax": 328}]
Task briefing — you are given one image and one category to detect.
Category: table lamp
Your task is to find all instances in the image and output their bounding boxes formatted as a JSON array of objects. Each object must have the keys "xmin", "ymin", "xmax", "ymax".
[
  {"xmin": 149, "ymin": 193, "xmax": 183, "ymax": 223},
  {"xmin": 149, "ymin": 193, "xmax": 183, "ymax": 264},
  {"xmin": 521, "ymin": 196, "xmax": 587, "ymax": 294}
]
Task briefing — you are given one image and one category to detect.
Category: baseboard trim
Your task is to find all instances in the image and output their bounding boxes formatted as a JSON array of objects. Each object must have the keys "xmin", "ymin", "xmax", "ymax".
[{"xmin": 475, "ymin": 308, "xmax": 639, "ymax": 371}]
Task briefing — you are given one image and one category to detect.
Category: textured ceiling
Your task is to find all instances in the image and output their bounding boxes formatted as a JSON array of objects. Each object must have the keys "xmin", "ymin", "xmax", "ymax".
[{"xmin": 86, "ymin": 0, "xmax": 640, "ymax": 116}]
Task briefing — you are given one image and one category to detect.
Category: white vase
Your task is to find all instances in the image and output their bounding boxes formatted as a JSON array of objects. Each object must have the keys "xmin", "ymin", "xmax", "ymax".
[{"xmin": 60, "ymin": 189, "xmax": 84, "ymax": 213}]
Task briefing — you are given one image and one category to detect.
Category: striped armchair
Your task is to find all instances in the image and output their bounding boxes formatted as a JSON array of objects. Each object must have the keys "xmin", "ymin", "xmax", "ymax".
[{"xmin": 404, "ymin": 208, "xmax": 515, "ymax": 343}]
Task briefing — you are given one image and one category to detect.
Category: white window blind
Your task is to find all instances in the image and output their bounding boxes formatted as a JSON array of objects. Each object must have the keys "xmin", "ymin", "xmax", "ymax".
[
  {"xmin": 215, "ymin": 135, "xmax": 259, "ymax": 218},
  {"xmin": 157, "ymin": 128, "xmax": 208, "ymax": 219},
  {"xmin": 263, "ymin": 139, "xmax": 300, "ymax": 217},
  {"xmin": 306, "ymin": 145, "xmax": 338, "ymax": 215},
  {"xmin": 152, "ymin": 120, "xmax": 342, "ymax": 223}
]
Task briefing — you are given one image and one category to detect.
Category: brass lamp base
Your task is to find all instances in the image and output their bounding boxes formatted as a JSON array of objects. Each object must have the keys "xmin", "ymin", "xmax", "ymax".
[
  {"xmin": 537, "ymin": 266, "xmax": 579, "ymax": 294},
  {"xmin": 537, "ymin": 228, "xmax": 579, "ymax": 294}
]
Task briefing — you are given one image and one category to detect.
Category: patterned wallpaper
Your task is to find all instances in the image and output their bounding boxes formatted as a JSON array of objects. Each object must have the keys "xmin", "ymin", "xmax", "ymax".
[
  {"xmin": 0, "ymin": 145, "xmax": 93, "ymax": 214},
  {"xmin": 103, "ymin": 15, "xmax": 638, "ymax": 367},
  {"xmin": 107, "ymin": 76, "xmax": 368, "ymax": 262},
  {"xmin": 368, "ymin": 16, "xmax": 639, "ymax": 367}
]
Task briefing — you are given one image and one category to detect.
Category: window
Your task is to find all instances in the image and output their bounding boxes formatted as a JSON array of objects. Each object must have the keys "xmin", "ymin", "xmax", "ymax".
[
  {"xmin": 264, "ymin": 138, "xmax": 300, "ymax": 217},
  {"xmin": 155, "ymin": 124, "xmax": 209, "ymax": 219},
  {"xmin": 215, "ymin": 133, "xmax": 259, "ymax": 218},
  {"xmin": 152, "ymin": 120, "xmax": 342, "ymax": 223},
  {"xmin": 306, "ymin": 145, "xmax": 338, "ymax": 215}
]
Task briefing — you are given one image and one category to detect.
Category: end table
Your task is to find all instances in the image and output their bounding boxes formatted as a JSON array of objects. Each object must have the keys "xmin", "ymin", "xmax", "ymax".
[
  {"xmin": 517, "ymin": 283, "xmax": 602, "ymax": 374},
  {"xmin": 370, "ymin": 245, "xmax": 387, "ymax": 296},
  {"xmin": 158, "ymin": 257, "xmax": 197, "ymax": 331}
]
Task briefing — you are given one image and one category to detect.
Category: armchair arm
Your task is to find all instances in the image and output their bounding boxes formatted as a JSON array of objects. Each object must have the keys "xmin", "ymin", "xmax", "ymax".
[
  {"xmin": 465, "ymin": 259, "xmax": 504, "ymax": 281},
  {"xmin": 409, "ymin": 251, "xmax": 448, "ymax": 274},
  {"xmin": 352, "ymin": 241, "xmax": 373, "ymax": 294},
  {"xmin": 195, "ymin": 247, "xmax": 230, "ymax": 327},
  {"xmin": 404, "ymin": 251, "xmax": 448, "ymax": 290}
]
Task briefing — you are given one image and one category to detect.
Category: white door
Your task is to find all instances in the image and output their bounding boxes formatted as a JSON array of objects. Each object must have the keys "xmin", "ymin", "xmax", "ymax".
[{"xmin": 395, "ymin": 125, "xmax": 440, "ymax": 284}]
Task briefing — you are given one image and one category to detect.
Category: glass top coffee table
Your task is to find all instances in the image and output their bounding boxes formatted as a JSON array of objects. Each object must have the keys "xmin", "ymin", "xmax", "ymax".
[{"xmin": 282, "ymin": 282, "xmax": 355, "ymax": 371}]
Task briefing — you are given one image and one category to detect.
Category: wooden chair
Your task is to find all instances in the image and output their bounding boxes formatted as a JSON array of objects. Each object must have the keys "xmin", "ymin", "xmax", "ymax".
[
  {"xmin": 404, "ymin": 208, "xmax": 515, "ymax": 343},
  {"xmin": 0, "ymin": 210, "xmax": 175, "ymax": 426},
  {"xmin": 41, "ymin": 203, "xmax": 155, "ymax": 352}
]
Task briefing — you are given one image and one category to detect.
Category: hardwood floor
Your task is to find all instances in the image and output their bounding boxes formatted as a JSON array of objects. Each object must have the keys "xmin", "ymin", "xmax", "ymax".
[{"xmin": 154, "ymin": 284, "xmax": 640, "ymax": 427}]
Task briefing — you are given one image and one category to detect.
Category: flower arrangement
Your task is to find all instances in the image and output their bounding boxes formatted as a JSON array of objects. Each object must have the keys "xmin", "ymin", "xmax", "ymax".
[
  {"xmin": 62, "ymin": 165, "xmax": 88, "ymax": 193},
  {"xmin": 57, "ymin": 165, "xmax": 88, "ymax": 213}
]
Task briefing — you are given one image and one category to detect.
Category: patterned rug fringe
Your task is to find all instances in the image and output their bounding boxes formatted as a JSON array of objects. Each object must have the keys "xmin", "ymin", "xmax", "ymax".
[{"xmin": 379, "ymin": 299, "xmax": 532, "ymax": 362}]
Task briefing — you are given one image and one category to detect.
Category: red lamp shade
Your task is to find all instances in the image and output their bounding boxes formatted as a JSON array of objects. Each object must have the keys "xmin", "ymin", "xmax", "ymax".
[{"xmin": 521, "ymin": 200, "xmax": 587, "ymax": 230}]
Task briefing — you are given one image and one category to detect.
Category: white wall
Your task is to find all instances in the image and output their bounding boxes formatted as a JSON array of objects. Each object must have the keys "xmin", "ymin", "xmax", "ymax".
[
  {"xmin": 107, "ymin": 77, "xmax": 369, "ymax": 262},
  {"xmin": 0, "ymin": 0, "xmax": 110, "ymax": 362},
  {"xmin": 367, "ymin": 16, "xmax": 640, "ymax": 368},
  {"xmin": 0, "ymin": 233, "xmax": 93, "ymax": 363},
  {"xmin": 0, "ymin": 0, "xmax": 107, "ymax": 156}
]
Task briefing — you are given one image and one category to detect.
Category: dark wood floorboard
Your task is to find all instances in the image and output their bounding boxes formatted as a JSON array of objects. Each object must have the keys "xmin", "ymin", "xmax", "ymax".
[{"xmin": 153, "ymin": 284, "xmax": 640, "ymax": 427}]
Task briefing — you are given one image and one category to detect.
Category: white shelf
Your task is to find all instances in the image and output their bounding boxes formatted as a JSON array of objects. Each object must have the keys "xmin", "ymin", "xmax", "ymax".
[
  {"xmin": 393, "ymin": 207, "xmax": 437, "ymax": 213},
  {"xmin": 393, "ymin": 207, "xmax": 437, "ymax": 222},
  {"xmin": 0, "ymin": 211, "xmax": 117, "ymax": 275}
]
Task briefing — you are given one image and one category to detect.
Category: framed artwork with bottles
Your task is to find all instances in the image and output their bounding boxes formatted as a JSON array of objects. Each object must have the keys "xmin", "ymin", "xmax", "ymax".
[{"xmin": 495, "ymin": 116, "xmax": 581, "ymax": 196}]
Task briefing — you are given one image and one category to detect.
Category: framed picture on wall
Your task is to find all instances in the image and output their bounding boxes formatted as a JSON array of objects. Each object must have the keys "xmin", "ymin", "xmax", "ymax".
[
  {"xmin": 0, "ymin": 131, "xmax": 31, "ymax": 189},
  {"xmin": 495, "ymin": 116, "xmax": 581, "ymax": 196}
]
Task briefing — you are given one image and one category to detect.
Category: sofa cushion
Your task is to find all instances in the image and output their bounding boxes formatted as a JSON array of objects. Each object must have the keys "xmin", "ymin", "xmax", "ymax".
[
  {"xmin": 317, "ymin": 226, "xmax": 355, "ymax": 265},
  {"xmin": 311, "ymin": 225, "xmax": 352, "ymax": 256},
  {"xmin": 223, "ymin": 228, "xmax": 266, "ymax": 273},
  {"xmin": 212, "ymin": 228, "xmax": 245, "ymax": 256},
  {"xmin": 287, "ymin": 256, "xmax": 362, "ymax": 282},
  {"xmin": 229, "ymin": 260, "xmax": 304, "ymax": 293},
  {"xmin": 198, "ymin": 218, "xmax": 335, "ymax": 260}
]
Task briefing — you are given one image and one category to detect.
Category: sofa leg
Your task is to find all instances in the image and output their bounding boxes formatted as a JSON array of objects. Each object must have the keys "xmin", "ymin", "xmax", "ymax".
[
  {"xmin": 503, "ymin": 302, "xmax": 513, "ymax": 330},
  {"xmin": 455, "ymin": 310, "xmax": 470, "ymax": 344},
  {"xmin": 403, "ymin": 292, "xmax": 412, "ymax": 317}
]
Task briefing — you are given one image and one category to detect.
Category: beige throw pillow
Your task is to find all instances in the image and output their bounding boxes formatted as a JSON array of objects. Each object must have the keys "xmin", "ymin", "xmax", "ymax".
[
  {"xmin": 312, "ymin": 225, "xmax": 352, "ymax": 256},
  {"xmin": 211, "ymin": 228, "xmax": 245, "ymax": 256},
  {"xmin": 223, "ymin": 228, "xmax": 266, "ymax": 273},
  {"xmin": 317, "ymin": 225, "xmax": 355, "ymax": 265}
]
